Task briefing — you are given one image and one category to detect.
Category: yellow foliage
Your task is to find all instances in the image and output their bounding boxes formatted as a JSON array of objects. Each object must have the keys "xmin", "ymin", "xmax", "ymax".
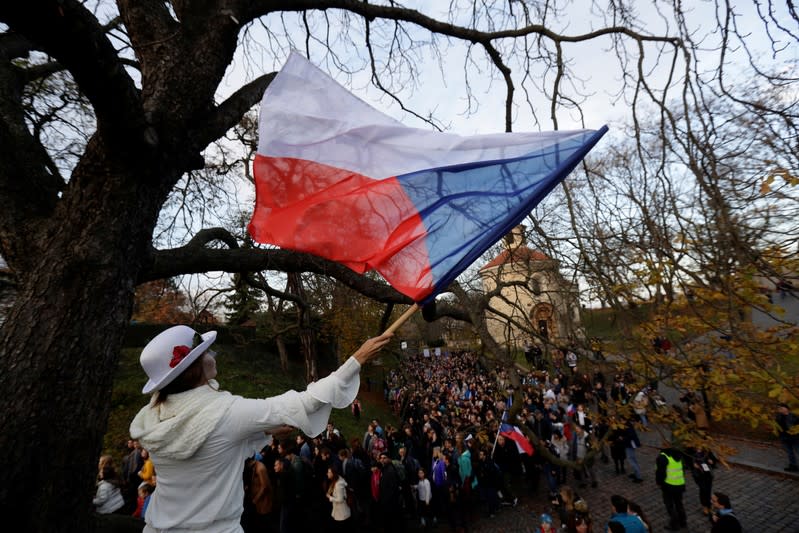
[
  {"xmin": 320, "ymin": 284, "xmax": 397, "ymax": 363},
  {"xmin": 769, "ymin": 167, "xmax": 799, "ymax": 187},
  {"xmin": 759, "ymin": 174, "xmax": 775, "ymax": 194},
  {"xmin": 620, "ymin": 254, "xmax": 799, "ymax": 444},
  {"xmin": 768, "ymin": 385, "xmax": 783, "ymax": 398}
]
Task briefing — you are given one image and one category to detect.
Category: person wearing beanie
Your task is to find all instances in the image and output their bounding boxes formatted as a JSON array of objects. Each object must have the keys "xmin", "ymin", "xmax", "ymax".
[{"xmin": 538, "ymin": 512, "xmax": 555, "ymax": 533}]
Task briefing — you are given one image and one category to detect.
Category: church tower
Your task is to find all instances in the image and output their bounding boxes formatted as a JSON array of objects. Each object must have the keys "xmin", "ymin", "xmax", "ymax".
[{"xmin": 480, "ymin": 224, "xmax": 583, "ymax": 350}]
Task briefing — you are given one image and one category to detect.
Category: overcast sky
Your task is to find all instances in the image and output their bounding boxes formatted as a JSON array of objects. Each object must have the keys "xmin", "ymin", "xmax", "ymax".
[
  {"xmin": 222, "ymin": 1, "xmax": 796, "ymax": 137},
  {"xmin": 198, "ymin": 2, "xmax": 798, "ymax": 307}
]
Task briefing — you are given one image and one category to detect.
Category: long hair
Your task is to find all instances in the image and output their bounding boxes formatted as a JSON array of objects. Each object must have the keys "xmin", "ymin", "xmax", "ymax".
[
  {"xmin": 327, "ymin": 466, "xmax": 341, "ymax": 496},
  {"xmin": 559, "ymin": 484, "xmax": 576, "ymax": 510},
  {"xmin": 100, "ymin": 464, "xmax": 123, "ymax": 488},
  {"xmin": 153, "ymin": 354, "xmax": 209, "ymax": 406}
]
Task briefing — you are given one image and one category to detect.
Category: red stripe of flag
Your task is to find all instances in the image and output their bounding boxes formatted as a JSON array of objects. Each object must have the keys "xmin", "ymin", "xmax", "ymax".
[
  {"xmin": 249, "ymin": 155, "xmax": 434, "ymax": 299},
  {"xmin": 500, "ymin": 427, "xmax": 534, "ymax": 455}
]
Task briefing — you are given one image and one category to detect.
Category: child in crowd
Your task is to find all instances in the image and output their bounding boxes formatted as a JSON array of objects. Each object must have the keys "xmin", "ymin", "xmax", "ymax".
[
  {"xmin": 138, "ymin": 448, "xmax": 156, "ymax": 486},
  {"xmin": 133, "ymin": 482, "xmax": 155, "ymax": 520},
  {"xmin": 415, "ymin": 468, "xmax": 432, "ymax": 528},
  {"xmin": 537, "ymin": 513, "xmax": 556, "ymax": 533}
]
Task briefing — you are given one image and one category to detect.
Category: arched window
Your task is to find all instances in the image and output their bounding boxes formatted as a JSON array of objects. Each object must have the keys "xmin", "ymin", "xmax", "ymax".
[{"xmin": 531, "ymin": 303, "xmax": 555, "ymax": 340}]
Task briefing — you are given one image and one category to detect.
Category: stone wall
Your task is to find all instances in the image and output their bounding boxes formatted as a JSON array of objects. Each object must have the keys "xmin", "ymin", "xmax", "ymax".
[{"xmin": 480, "ymin": 258, "xmax": 583, "ymax": 349}]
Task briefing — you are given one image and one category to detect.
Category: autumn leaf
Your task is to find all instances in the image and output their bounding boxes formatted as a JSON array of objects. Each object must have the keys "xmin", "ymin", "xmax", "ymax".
[{"xmin": 760, "ymin": 174, "xmax": 775, "ymax": 194}]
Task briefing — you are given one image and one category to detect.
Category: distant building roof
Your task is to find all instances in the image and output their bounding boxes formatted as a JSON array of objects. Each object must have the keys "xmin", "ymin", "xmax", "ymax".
[{"xmin": 480, "ymin": 247, "xmax": 551, "ymax": 271}]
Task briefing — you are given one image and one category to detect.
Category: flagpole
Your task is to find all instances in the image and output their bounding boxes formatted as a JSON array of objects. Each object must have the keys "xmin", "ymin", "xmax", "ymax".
[
  {"xmin": 384, "ymin": 303, "xmax": 420, "ymax": 334},
  {"xmin": 491, "ymin": 409, "xmax": 507, "ymax": 458}
]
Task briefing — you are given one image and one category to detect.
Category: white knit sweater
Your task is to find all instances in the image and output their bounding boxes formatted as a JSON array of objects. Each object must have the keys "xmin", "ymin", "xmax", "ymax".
[{"xmin": 130, "ymin": 357, "xmax": 361, "ymax": 532}]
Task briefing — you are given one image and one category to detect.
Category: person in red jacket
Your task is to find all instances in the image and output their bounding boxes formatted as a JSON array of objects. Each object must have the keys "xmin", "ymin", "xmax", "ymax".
[{"xmin": 132, "ymin": 483, "xmax": 155, "ymax": 519}]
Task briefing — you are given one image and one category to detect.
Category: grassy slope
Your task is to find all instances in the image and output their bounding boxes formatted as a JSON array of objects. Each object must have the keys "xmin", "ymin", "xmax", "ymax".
[
  {"xmin": 580, "ymin": 305, "xmax": 655, "ymax": 348},
  {"xmin": 104, "ymin": 344, "xmax": 400, "ymax": 463}
]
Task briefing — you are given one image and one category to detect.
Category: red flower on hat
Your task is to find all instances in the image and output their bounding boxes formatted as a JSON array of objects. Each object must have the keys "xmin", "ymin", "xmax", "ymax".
[{"xmin": 169, "ymin": 345, "xmax": 191, "ymax": 368}]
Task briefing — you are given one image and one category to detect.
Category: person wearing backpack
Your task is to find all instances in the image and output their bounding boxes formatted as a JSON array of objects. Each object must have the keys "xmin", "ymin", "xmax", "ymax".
[
  {"xmin": 392, "ymin": 458, "xmax": 408, "ymax": 483},
  {"xmin": 444, "ymin": 452, "xmax": 466, "ymax": 530},
  {"xmin": 339, "ymin": 448, "xmax": 369, "ymax": 527},
  {"xmin": 289, "ymin": 448, "xmax": 317, "ymax": 529}
]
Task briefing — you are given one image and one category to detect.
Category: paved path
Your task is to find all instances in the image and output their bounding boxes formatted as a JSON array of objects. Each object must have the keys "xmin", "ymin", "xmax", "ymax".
[
  {"xmin": 460, "ymin": 441, "xmax": 799, "ymax": 532},
  {"xmin": 405, "ymin": 420, "xmax": 799, "ymax": 532},
  {"xmin": 717, "ymin": 433, "xmax": 798, "ymax": 476},
  {"xmin": 637, "ymin": 422, "xmax": 799, "ymax": 479}
]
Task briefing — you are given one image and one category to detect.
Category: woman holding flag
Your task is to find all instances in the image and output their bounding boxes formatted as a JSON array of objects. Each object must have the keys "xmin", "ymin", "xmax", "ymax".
[{"xmin": 130, "ymin": 324, "xmax": 391, "ymax": 533}]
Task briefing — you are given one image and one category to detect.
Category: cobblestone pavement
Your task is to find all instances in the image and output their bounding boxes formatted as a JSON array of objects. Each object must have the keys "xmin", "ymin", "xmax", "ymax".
[{"xmin": 419, "ymin": 444, "xmax": 799, "ymax": 533}]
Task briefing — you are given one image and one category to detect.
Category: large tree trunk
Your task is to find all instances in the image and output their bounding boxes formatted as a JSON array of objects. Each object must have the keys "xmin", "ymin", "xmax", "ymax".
[
  {"xmin": 0, "ymin": 266, "xmax": 141, "ymax": 530},
  {"xmin": 0, "ymin": 268, "xmax": 135, "ymax": 532},
  {"xmin": 0, "ymin": 144, "xmax": 163, "ymax": 531}
]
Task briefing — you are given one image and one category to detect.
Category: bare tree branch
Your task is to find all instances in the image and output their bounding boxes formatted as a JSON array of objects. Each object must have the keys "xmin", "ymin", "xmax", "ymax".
[
  {"xmin": 196, "ymin": 72, "xmax": 277, "ymax": 148},
  {"xmin": 0, "ymin": 1, "xmax": 143, "ymax": 142}
]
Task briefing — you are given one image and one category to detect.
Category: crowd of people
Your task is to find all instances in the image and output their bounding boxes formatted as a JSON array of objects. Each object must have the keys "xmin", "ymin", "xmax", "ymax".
[
  {"xmin": 95, "ymin": 333, "xmax": 750, "ymax": 532},
  {"xmin": 365, "ymin": 349, "xmax": 660, "ymax": 532},
  {"xmin": 235, "ymin": 348, "xmax": 742, "ymax": 532},
  {"xmin": 92, "ymin": 440, "xmax": 157, "ymax": 520}
]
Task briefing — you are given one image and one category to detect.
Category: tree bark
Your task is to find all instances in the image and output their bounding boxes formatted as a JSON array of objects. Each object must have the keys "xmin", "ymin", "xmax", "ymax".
[
  {"xmin": 287, "ymin": 272, "xmax": 318, "ymax": 383},
  {"xmin": 300, "ymin": 327, "xmax": 318, "ymax": 384},
  {"xmin": 0, "ymin": 143, "xmax": 166, "ymax": 530},
  {"xmin": 276, "ymin": 335, "xmax": 289, "ymax": 373}
]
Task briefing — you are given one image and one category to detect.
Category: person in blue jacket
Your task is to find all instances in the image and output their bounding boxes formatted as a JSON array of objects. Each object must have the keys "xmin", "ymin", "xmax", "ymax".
[{"xmin": 605, "ymin": 494, "xmax": 646, "ymax": 533}]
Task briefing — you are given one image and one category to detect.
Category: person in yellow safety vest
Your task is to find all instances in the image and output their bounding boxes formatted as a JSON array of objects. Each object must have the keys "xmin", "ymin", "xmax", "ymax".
[{"xmin": 655, "ymin": 447, "xmax": 687, "ymax": 531}]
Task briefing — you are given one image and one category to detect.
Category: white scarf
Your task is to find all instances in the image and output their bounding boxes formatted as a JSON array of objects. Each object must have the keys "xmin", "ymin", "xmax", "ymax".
[{"xmin": 129, "ymin": 380, "xmax": 236, "ymax": 460}]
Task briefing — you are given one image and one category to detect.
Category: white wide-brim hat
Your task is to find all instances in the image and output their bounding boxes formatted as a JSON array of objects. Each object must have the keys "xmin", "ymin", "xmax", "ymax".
[{"xmin": 140, "ymin": 325, "xmax": 217, "ymax": 394}]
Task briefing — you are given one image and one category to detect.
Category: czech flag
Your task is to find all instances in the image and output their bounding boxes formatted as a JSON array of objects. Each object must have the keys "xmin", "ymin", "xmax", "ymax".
[
  {"xmin": 500, "ymin": 423, "xmax": 535, "ymax": 456},
  {"xmin": 248, "ymin": 52, "xmax": 607, "ymax": 303}
]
